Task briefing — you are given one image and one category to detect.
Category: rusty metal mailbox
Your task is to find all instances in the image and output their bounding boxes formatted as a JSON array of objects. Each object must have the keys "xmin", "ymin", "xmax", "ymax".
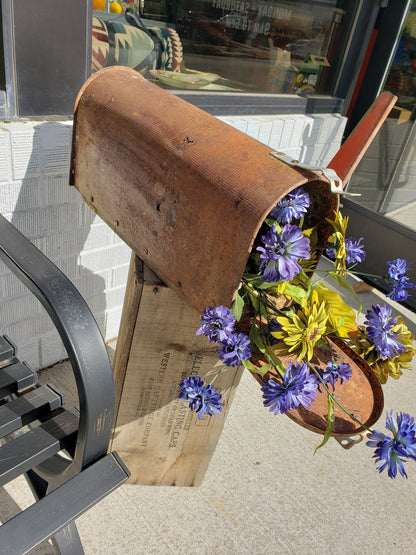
[
  {"xmin": 71, "ymin": 66, "xmax": 339, "ymax": 313},
  {"xmin": 71, "ymin": 67, "xmax": 395, "ymax": 485}
]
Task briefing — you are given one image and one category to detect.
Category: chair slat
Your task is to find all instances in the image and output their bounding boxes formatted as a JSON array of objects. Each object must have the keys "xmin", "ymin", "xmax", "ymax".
[
  {"xmin": 0, "ymin": 410, "xmax": 79, "ymax": 487},
  {"xmin": 0, "ymin": 385, "xmax": 64, "ymax": 439},
  {"xmin": 0, "ymin": 361, "xmax": 36, "ymax": 398},
  {"xmin": 0, "ymin": 336, "xmax": 14, "ymax": 367}
]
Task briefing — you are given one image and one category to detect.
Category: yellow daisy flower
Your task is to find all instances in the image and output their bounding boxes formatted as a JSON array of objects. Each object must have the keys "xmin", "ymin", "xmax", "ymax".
[
  {"xmin": 326, "ymin": 211, "xmax": 349, "ymax": 275},
  {"xmin": 272, "ymin": 290, "xmax": 329, "ymax": 361},
  {"xmin": 347, "ymin": 317, "xmax": 415, "ymax": 384}
]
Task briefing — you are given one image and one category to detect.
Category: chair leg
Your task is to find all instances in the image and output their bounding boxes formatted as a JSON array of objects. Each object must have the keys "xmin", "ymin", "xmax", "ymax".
[
  {"xmin": 51, "ymin": 522, "xmax": 84, "ymax": 555},
  {"xmin": 25, "ymin": 469, "xmax": 48, "ymax": 500}
]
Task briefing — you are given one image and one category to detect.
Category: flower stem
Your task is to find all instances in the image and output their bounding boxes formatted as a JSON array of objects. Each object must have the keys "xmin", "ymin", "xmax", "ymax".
[
  {"xmin": 241, "ymin": 281, "xmax": 283, "ymax": 315},
  {"xmin": 312, "ymin": 267, "xmax": 384, "ymax": 281},
  {"xmin": 209, "ymin": 365, "xmax": 227, "ymax": 386},
  {"xmin": 306, "ymin": 360, "xmax": 373, "ymax": 433},
  {"xmin": 345, "ymin": 270, "xmax": 383, "ymax": 279}
]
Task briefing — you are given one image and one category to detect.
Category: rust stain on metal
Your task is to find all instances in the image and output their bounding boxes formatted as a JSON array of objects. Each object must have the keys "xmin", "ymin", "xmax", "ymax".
[
  {"xmin": 252, "ymin": 337, "xmax": 384, "ymax": 437},
  {"xmin": 71, "ymin": 66, "xmax": 337, "ymax": 313}
]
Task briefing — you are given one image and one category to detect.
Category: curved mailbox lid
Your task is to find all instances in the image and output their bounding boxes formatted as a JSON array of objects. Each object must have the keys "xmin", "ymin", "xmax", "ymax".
[{"xmin": 71, "ymin": 66, "xmax": 337, "ymax": 313}]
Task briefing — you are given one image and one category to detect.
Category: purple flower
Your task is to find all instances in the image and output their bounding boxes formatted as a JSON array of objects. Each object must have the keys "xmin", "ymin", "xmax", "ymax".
[
  {"xmin": 345, "ymin": 237, "xmax": 366, "ymax": 265},
  {"xmin": 387, "ymin": 258, "xmax": 409, "ymax": 282},
  {"xmin": 325, "ymin": 237, "xmax": 365, "ymax": 265},
  {"xmin": 196, "ymin": 305, "xmax": 236, "ymax": 343},
  {"xmin": 269, "ymin": 187, "xmax": 310, "ymax": 224},
  {"xmin": 217, "ymin": 332, "xmax": 251, "ymax": 367},
  {"xmin": 366, "ymin": 411, "xmax": 416, "ymax": 478},
  {"xmin": 388, "ymin": 279, "xmax": 416, "ymax": 302},
  {"xmin": 364, "ymin": 304, "xmax": 407, "ymax": 360},
  {"xmin": 325, "ymin": 247, "xmax": 336, "ymax": 259},
  {"xmin": 261, "ymin": 362, "xmax": 319, "ymax": 415},
  {"xmin": 257, "ymin": 224, "xmax": 310, "ymax": 283},
  {"xmin": 178, "ymin": 376, "xmax": 223, "ymax": 420},
  {"xmin": 319, "ymin": 361, "xmax": 352, "ymax": 391},
  {"xmin": 386, "ymin": 258, "xmax": 416, "ymax": 302}
]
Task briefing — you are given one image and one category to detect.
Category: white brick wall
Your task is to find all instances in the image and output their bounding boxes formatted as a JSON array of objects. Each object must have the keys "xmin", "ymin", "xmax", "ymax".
[
  {"xmin": 0, "ymin": 114, "xmax": 346, "ymax": 370},
  {"xmin": 0, "ymin": 120, "xmax": 132, "ymax": 369},
  {"xmin": 218, "ymin": 113, "xmax": 346, "ymax": 166}
]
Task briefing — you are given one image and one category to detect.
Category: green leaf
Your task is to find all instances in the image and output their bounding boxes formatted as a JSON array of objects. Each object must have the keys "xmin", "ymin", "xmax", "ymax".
[
  {"xmin": 282, "ymin": 283, "xmax": 308, "ymax": 304},
  {"xmin": 327, "ymin": 271, "xmax": 362, "ymax": 314},
  {"xmin": 231, "ymin": 291, "xmax": 245, "ymax": 321},
  {"xmin": 242, "ymin": 359, "xmax": 270, "ymax": 375},
  {"xmin": 264, "ymin": 350, "xmax": 286, "ymax": 378},
  {"xmin": 314, "ymin": 339, "xmax": 331, "ymax": 351},
  {"xmin": 249, "ymin": 327, "xmax": 267, "ymax": 353},
  {"xmin": 263, "ymin": 217, "xmax": 276, "ymax": 227},
  {"xmin": 254, "ymin": 279, "xmax": 281, "ymax": 290},
  {"xmin": 250, "ymin": 294, "xmax": 260, "ymax": 313},
  {"xmin": 314, "ymin": 394, "xmax": 335, "ymax": 454},
  {"xmin": 242, "ymin": 272, "xmax": 262, "ymax": 282}
]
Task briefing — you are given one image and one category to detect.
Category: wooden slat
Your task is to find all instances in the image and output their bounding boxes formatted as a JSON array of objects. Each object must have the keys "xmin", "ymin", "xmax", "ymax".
[
  {"xmin": 0, "ymin": 361, "xmax": 36, "ymax": 398},
  {"xmin": 0, "ymin": 410, "xmax": 78, "ymax": 487},
  {"xmin": 0, "ymin": 452, "xmax": 130, "ymax": 555},
  {"xmin": 112, "ymin": 253, "xmax": 145, "ymax": 425},
  {"xmin": 111, "ymin": 264, "xmax": 243, "ymax": 486},
  {"xmin": 0, "ymin": 385, "xmax": 64, "ymax": 439}
]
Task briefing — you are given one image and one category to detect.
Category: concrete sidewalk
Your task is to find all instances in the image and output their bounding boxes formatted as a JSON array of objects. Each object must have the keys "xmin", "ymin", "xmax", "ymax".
[{"xmin": 3, "ymin": 260, "xmax": 416, "ymax": 554}]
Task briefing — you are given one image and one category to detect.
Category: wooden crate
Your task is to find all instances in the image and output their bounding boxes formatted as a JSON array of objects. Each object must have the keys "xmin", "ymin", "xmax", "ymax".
[{"xmin": 110, "ymin": 255, "xmax": 244, "ymax": 486}]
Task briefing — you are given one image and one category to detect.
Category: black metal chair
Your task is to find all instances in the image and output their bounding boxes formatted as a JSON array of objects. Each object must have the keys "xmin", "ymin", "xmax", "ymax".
[{"xmin": 0, "ymin": 213, "xmax": 130, "ymax": 554}]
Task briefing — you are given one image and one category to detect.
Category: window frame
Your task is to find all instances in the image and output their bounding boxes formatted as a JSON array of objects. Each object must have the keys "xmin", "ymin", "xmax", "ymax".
[
  {"xmin": 1, "ymin": 0, "xmax": 92, "ymax": 119},
  {"xmin": 0, "ymin": 0, "xmax": 383, "ymax": 119}
]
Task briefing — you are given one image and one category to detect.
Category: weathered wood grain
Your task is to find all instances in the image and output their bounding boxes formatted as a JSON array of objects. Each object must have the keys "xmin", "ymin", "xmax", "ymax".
[{"xmin": 111, "ymin": 259, "xmax": 243, "ymax": 486}]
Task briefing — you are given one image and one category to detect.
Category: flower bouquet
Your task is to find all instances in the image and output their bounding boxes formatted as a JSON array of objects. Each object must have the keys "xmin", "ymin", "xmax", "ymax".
[{"xmin": 178, "ymin": 187, "xmax": 416, "ymax": 479}]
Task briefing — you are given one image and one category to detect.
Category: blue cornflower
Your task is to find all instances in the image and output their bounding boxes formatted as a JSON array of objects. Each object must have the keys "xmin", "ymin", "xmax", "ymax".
[
  {"xmin": 325, "ymin": 236, "xmax": 365, "ymax": 266},
  {"xmin": 386, "ymin": 258, "xmax": 416, "ymax": 302},
  {"xmin": 217, "ymin": 332, "xmax": 251, "ymax": 367},
  {"xmin": 319, "ymin": 361, "xmax": 352, "ymax": 391},
  {"xmin": 257, "ymin": 224, "xmax": 310, "ymax": 283},
  {"xmin": 261, "ymin": 362, "xmax": 319, "ymax": 415},
  {"xmin": 366, "ymin": 411, "xmax": 416, "ymax": 478},
  {"xmin": 325, "ymin": 247, "xmax": 336, "ymax": 259},
  {"xmin": 269, "ymin": 187, "xmax": 310, "ymax": 224},
  {"xmin": 387, "ymin": 258, "xmax": 409, "ymax": 282},
  {"xmin": 388, "ymin": 278, "xmax": 416, "ymax": 302},
  {"xmin": 345, "ymin": 237, "xmax": 366, "ymax": 265},
  {"xmin": 196, "ymin": 305, "xmax": 236, "ymax": 343},
  {"xmin": 364, "ymin": 304, "xmax": 407, "ymax": 359},
  {"xmin": 178, "ymin": 376, "xmax": 223, "ymax": 420}
]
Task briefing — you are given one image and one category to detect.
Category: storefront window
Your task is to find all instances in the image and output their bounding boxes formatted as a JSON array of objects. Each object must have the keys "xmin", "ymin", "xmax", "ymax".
[
  {"xmin": 92, "ymin": 0, "xmax": 348, "ymax": 95},
  {"xmin": 347, "ymin": 4, "xmax": 416, "ymax": 233}
]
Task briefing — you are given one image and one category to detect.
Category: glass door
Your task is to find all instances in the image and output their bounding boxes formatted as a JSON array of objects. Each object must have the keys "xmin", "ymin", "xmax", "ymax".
[
  {"xmin": 347, "ymin": 3, "xmax": 416, "ymax": 230},
  {"xmin": 343, "ymin": 1, "xmax": 416, "ymax": 311}
]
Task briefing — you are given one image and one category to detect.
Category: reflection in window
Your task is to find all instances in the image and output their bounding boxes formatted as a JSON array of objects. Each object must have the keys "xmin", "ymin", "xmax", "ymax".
[
  {"xmin": 92, "ymin": 0, "xmax": 345, "ymax": 95},
  {"xmin": 346, "ymin": 5, "xmax": 416, "ymax": 229}
]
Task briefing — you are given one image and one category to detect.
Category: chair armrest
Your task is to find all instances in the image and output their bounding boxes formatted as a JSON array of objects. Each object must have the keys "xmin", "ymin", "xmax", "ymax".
[
  {"xmin": 0, "ymin": 214, "xmax": 115, "ymax": 470},
  {"xmin": 0, "ymin": 452, "xmax": 130, "ymax": 554}
]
